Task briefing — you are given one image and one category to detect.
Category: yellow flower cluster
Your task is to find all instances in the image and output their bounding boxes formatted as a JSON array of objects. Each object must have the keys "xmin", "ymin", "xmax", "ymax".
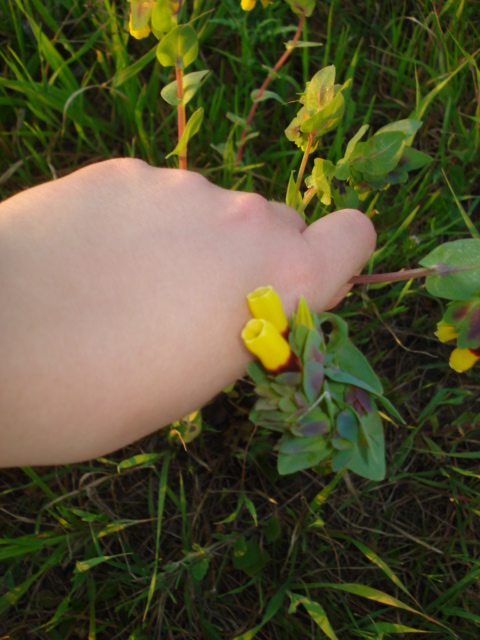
[
  {"xmin": 241, "ymin": 0, "xmax": 273, "ymax": 11},
  {"xmin": 241, "ymin": 286, "xmax": 296, "ymax": 372},
  {"xmin": 435, "ymin": 321, "xmax": 480, "ymax": 373}
]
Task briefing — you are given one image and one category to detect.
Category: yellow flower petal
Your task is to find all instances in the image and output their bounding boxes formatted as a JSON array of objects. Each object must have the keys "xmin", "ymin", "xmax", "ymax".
[
  {"xmin": 259, "ymin": 0, "xmax": 273, "ymax": 6},
  {"xmin": 129, "ymin": 15, "xmax": 151, "ymax": 39},
  {"xmin": 242, "ymin": 319, "xmax": 292, "ymax": 371},
  {"xmin": 241, "ymin": 0, "xmax": 256, "ymax": 10},
  {"xmin": 294, "ymin": 296, "xmax": 315, "ymax": 330},
  {"xmin": 449, "ymin": 348, "xmax": 480, "ymax": 373},
  {"xmin": 435, "ymin": 321, "xmax": 459, "ymax": 343},
  {"xmin": 247, "ymin": 286, "xmax": 288, "ymax": 334}
]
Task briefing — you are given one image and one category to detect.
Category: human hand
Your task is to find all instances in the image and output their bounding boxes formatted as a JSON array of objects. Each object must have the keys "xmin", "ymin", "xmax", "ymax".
[{"xmin": 0, "ymin": 159, "xmax": 375, "ymax": 465}]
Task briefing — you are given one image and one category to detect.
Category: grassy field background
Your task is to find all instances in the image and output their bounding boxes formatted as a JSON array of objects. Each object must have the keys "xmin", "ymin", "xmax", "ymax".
[{"xmin": 1, "ymin": 0, "xmax": 480, "ymax": 638}]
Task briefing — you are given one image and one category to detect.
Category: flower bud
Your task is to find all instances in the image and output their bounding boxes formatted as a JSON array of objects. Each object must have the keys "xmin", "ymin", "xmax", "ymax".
[
  {"xmin": 247, "ymin": 286, "xmax": 289, "ymax": 335},
  {"xmin": 242, "ymin": 319, "xmax": 294, "ymax": 372},
  {"xmin": 294, "ymin": 296, "xmax": 315, "ymax": 330}
]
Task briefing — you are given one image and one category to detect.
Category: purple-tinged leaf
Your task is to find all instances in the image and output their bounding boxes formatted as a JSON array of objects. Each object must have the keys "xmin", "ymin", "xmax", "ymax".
[
  {"xmin": 303, "ymin": 361, "xmax": 325, "ymax": 403},
  {"xmin": 336, "ymin": 409, "xmax": 359, "ymax": 443}
]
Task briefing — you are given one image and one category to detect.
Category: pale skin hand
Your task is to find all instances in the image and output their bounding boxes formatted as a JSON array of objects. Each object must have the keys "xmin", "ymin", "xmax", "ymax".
[{"xmin": 0, "ymin": 159, "xmax": 376, "ymax": 467}]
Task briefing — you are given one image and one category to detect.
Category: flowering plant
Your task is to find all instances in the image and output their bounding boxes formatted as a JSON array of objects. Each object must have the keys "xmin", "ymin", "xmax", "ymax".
[
  {"xmin": 125, "ymin": 0, "xmax": 480, "ymax": 477},
  {"xmin": 242, "ymin": 287, "xmax": 402, "ymax": 480}
]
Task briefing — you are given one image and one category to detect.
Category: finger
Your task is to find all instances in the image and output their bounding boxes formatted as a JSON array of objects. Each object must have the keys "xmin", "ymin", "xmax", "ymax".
[
  {"xmin": 300, "ymin": 209, "xmax": 376, "ymax": 309},
  {"xmin": 269, "ymin": 201, "xmax": 307, "ymax": 232}
]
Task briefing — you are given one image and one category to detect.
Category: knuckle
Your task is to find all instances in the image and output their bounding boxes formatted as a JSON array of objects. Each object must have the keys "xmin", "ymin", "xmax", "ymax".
[{"xmin": 229, "ymin": 191, "xmax": 271, "ymax": 227}]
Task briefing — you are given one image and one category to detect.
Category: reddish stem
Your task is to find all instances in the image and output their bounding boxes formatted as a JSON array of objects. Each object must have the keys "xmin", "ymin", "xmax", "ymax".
[
  {"xmin": 349, "ymin": 267, "xmax": 436, "ymax": 285},
  {"xmin": 175, "ymin": 66, "xmax": 187, "ymax": 171},
  {"xmin": 235, "ymin": 12, "xmax": 306, "ymax": 164},
  {"xmin": 350, "ymin": 263, "xmax": 479, "ymax": 285}
]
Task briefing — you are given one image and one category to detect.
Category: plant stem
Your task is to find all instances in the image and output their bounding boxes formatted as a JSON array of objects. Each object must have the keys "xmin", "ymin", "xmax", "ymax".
[
  {"xmin": 175, "ymin": 66, "xmax": 187, "ymax": 170},
  {"xmin": 235, "ymin": 12, "xmax": 306, "ymax": 164},
  {"xmin": 299, "ymin": 185, "xmax": 317, "ymax": 215},
  {"xmin": 349, "ymin": 267, "xmax": 437, "ymax": 285},
  {"xmin": 350, "ymin": 262, "xmax": 480, "ymax": 285},
  {"xmin": 292, "ymin": 133, "xmax": 314, "ymax": 209}
]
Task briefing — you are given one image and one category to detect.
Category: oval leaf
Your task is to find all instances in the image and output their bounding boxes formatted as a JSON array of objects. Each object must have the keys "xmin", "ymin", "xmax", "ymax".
[
  {"xmin": 156, "ymin": 25, "xmax": 198, "ymax": 69},
  {"xmin": 166, "ymin": 107, "xmax": 204, "ymax": 158},
  {"xmin": 420, "ymin": 239, "xmax": 480, "ymax": 300}
]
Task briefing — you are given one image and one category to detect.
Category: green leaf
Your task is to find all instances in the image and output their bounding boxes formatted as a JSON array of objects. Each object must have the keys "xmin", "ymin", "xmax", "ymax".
[
  {"xmin": 233, "ymin": 537, "xmax": 269, "ymax": 577},
  {"xmin": 375, "ymin": 393, "xmax": 405, "ymax": 423},
  {"xmin": 156, "ymin": 25, "xmax": 198, "ymax": 69},
  {"xmin": 332, "ymin": 186, "xmax": 359, "ymax": 210},
  {"xmin": 420, "ymin": 239, "xmax": 480, "ymax": 300},
  {"xmin": 365, "ymin": 622, "xmax": 428, "ymax": 634},
  {"xmin": 191, "ymin": 557, "xmax": 209, "ymax": 581},
  {"xmin": 75, "ymin": 554, "xmax": 126, "ymax": 573},
  {"xmin": 243, "ymin": 495, "xmax": 258, "ymax": 526},
  {"xmin": 346, "ymin": 408, "xmax": 385, "ymax": 481},
  {"xmin": 288, "ymin": 593, "xmax": 339, "ymax": 640},
  {"xmin": 302, "ymin": 582, "xmax": 446, "ymax": 628},
  {"xmin": 334, "ymin": 159, "xmax": 350, "ymax": 181},
  {"xmin": 284, "ymin": 0, "xmax": 316, "ymax": 16},
  {"xmin": 161, "ymin": 70, "xmax": 209, "ymax": 106},
  {"xmin": 117, "ymin": 453, "xmax": 165, "ymax": 471},
  {"xmin": 343, "ymin": 123, "xmax": 370, "ymax": 160},
  {"xmin": 375, "ymin": 119, "xmax": 423, "ymax": 137},
  {"xmin": 246, "ymin": 361, "xmax": 269, "ymax": 385},
  {"xmin": 250, "ymin": 89, "xmax": 284, "ymax": 104},
  {"xmin": 301, "ymin": 91, "xmax": 345, "ymax": 136},
  {"xmin": 151, "ymin": 0, "xmax": 174, "ymax": 33},
  {"xmin": 351, "ymin": 131, "xmax": 406, "ymax": 175},
  {"xmin": 398, "ymin": 146, "xmax": 432, "ymax": 172},
  {"xmin": 287, "ymin": 39, "xmax": 322, "ymax": 49},
  {"xmin": 263, "ymin": 516, "xmax": 281, "ymax": 543},
  {"xmin": 348, "ymin": 538, "xmax": 412, "ymax": 598},
  {"xmin": 303, "ymin": 361, "xmax": 325, "ymax": 404},
  {"xmin": 336, "ymin": 409, "xmax": 359, "ymax": 442},
  {"xmin": 278, "ymin": 447, "xmax": 331, "ymax": 475},
  {"xmin": 333, "ymin": 338, "xmax": 384, "ymax": 395},
  {"xmin": 286, "ymin": 169, "xmax": 302, "ymax": 211},
  {"xmin": 233, "ymin": 586, "xmax": 288, "ymax": 640},
  {"xmin": 306, "ymin": 158, "xmax": 335, "ymax": 205},
  {"xmin": 166, "ymin": 107, "xmax": 204, "ymax": 158},
  {"xmin": 130, "ymin": 1, "xmax": 153, "ymax": 30},
  {"xmin": 303, "ymin": 66, "xmax": 336, "ymax": 115},
  {"xmin": 278, "ymin": 433, "xmax": 330, "ymax": 455}
]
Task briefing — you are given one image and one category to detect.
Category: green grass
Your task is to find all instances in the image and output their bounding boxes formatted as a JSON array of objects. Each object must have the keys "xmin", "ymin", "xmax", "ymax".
[{"xmin": 1, "ymin": 0, "xmax": 480, "ymax": 637}]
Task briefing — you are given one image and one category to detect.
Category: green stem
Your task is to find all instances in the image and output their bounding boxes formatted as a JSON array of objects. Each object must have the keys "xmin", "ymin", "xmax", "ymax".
[
  {"xmin": 299, "ymin": 186, "xmax": 317, "ymax": 215},
  {"xmin": 175, "ymin": 66, "xmax": 187, "ymax": 171},
  {"xmin": 235, "ymin": 12, "xmax": 306, "ymax": 164},
  {"xmin": 292, "ymin": 133, "xmax": 314, "ymax": 210}
]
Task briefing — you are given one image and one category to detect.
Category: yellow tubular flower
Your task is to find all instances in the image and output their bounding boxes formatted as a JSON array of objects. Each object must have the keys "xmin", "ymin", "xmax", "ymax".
[
  {"xmin": 129, "ymin": 15, "xmax": 151, "ymax": 39},
  {"xmin": 242, "ymin": 319, "xmax": 292, "ymax": 371},
  {"xmin": 247, "ymin": 286, "xmax": 289, "ymax": 335},
  {"xmin": 449, "ymin": 348, "xmax": 480, "ymax": 373},
  {"xmin": 241, "ymin": 0, "xmax": 256, "ymax": 10},
  {"xmin": 435, "ymin": 321, "xmax": 459, "ymax": 343}
]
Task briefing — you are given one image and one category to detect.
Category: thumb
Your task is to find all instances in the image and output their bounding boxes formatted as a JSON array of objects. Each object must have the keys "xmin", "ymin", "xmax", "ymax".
[{"xmin": 300, "ymin": 209, "xmax": 376, "ymax": 310}]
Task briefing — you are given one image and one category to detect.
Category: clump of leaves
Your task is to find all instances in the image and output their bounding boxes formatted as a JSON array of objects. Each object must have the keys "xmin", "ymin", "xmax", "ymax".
[{"xmin": 246, "ymin": 297, "xmax": 403, "ymax": 480}]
